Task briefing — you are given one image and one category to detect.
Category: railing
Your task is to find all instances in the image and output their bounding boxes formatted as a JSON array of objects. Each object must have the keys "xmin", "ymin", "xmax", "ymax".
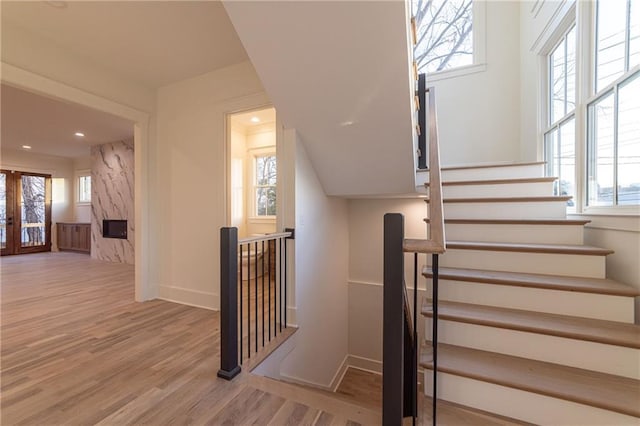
[
  {"xmin": 218, "ymin": 228, "xmax": 294, "ymax": 380},
  {"xmin": 383, "ymin": 75, "xmax": 445, "ymax": 425}
]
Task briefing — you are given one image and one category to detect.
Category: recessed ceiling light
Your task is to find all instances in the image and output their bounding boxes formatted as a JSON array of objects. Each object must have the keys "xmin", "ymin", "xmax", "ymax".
[
  {"xmin": 340, "ymin": 120, "xmax": 355, "ymax": 127},
  {"xmin": 22, "ymin": 145, "xmax": 32, "ymax": 150},
  {"xmin": 250, "ymin": 117, "xmax": 260, "ymax": 123},
  {"xmin": 75, "ymin": 132, "xmax": 85, "ymax": 137}
]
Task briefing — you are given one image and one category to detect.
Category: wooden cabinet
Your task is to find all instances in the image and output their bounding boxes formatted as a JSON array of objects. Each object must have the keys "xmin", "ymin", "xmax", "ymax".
[{"xmin": 57, "ymin": 223, "xmax": 91, "ymax": 253}]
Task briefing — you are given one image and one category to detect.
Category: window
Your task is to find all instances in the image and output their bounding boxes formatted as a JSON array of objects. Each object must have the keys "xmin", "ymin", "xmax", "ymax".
[
  {"xmin": 587, "ymin": 0, "xmax": 640, "ymax": 207},
  {"xmin": 413, "ymin": 0, "xmax": 474, "ymax": 74},
  {"xmin": 78, "ymin": 175, "xmax": 91, "ymax": 203},
  {"xmin": 544, "ymin": 26, "xmax": 577, "ymax": 206},
  {"xmin": 254, "ymin": 154, "xmax": 276, "ymax": 216}
]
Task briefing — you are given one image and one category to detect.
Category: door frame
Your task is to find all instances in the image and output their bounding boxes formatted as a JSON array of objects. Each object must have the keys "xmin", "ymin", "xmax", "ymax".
[{"xmin": 1, "ymin": 170, "xmax": 52, "ymax": 255}]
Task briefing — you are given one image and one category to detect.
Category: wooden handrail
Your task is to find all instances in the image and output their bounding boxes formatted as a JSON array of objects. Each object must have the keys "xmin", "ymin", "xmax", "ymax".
[
  {"xmin": 405, "ymin": 85, "xmax": 446, "ymax": 255},
  {"xmin": 238, "ymin": 231, "xmax": 292, "ymax": 245}
]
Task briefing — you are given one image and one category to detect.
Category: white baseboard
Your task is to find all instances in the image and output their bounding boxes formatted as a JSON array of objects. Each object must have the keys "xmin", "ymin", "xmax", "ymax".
[
  {"xmin": 347, "ymin": 354, "xmax": 382, "ymax": 374},
  {"xmin": 286, "ymin": 306, "xmax": 298, "ymax": 327},
  {"xmin": 158, "ymin": 285, "xmax": 218, "ymax": 311},
  {"xmin": 330, "ymin": 354, "xmax": 350, "ymax": 391}
]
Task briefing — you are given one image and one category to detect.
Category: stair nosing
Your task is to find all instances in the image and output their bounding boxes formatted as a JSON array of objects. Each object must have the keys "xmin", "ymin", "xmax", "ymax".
[
  {"xmin": 422, "ymin": 266, "xmax": 640, "ymax": 297},
  {"xmin": 419, "ymin": 343, "xmax": 640, "ymax": 418},
  {"xmin": 423, "ymin": 218, "xmax": 591, "ymax": 225},
  {"xmin": 420, "ymin": 299, "xmax": 640, "ymax": 349},
  {"xmin": 424, "ymin": 196, "xmax": 573, "ymax": 203},
  {"xmin": 441, "ymin": 161, "xmax": 546, "ymax": 171},
  {"xmin": 444, "ymin": 241, "xmax": 614, "ymax": 256},
  {"xmin": 424, "ymin": 177, "xmax": 557, "ymax": 187}
]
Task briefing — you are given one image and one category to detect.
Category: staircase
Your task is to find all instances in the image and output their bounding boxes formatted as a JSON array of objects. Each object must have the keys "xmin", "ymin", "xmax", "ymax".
[{"xmin": 419, "ymin": 162, "xmax": 640, "ymax": 425}]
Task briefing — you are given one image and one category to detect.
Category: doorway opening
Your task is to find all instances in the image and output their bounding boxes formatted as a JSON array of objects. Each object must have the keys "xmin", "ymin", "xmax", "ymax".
[{"xmin": 228, "ymin": 107, "xmax": 278, "ymax": 239}]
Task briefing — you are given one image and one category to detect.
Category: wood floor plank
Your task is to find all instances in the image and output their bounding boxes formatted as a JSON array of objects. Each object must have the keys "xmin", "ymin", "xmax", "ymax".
[{"xmin": 0, "ymin": 252, "xmax": 373, "ymax": 425}]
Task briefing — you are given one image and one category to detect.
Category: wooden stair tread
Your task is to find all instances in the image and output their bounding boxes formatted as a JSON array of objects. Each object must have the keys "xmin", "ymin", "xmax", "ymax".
[
  {"xmin": 422, "ymin": 266, "xmax": 640, "ymax": 297},
  {"xmin": 445, "ymin": 241, "xmax": 614, "ymax": 255},
  {"xmin": 425, "ymin": 196, "xmax": 572, "ymax": 203},
  {"xmin": 423, "ymin": 218, "xmax": 591, "ymax": 225},
  {"xmin": 420, "ymin": 396, "xmax": 533, "ymax": 425},
  {"xmin": 424, "ymin": 177, "xmax": 557, "ymax": 187},
  {"xmin": 419, "ymin": 343, "xmax": 640, "ymax": 417},
  {"xmin": 421, "ymin": 299, "xmax": 640, "ymax": 349}
]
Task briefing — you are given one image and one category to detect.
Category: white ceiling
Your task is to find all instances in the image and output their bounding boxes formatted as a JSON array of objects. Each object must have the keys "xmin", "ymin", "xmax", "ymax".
[
  {"xmin": 1, "ymin": 1, "xmax": 249, "ymax": 159},
  {"xmin": 223, "ymin": 1, "xmax": 416, "ymax": 196},
  {"xmin": 1, "ymin": 84, "xmax": 135, "ymax": 158},
  {"xmin": 1, "ymin": 1, "xmax": 248, "ymax": 88},
  {"xmin": 230, "ymin": 107, "xmax": 276, "ymax": 131}
]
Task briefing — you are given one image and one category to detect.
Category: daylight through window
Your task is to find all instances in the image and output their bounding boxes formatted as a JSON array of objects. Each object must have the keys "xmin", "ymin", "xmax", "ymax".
[
  {"xmin": 254, "ymin": 154, "xmax": 276, "ymax": 216},
  {"xmin": 413, "ymin": 0, "xmax": 473, "ymax": 74}
]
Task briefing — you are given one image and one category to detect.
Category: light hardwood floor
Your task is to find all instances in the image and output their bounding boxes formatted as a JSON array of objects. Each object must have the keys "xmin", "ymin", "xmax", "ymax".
[{"xmin": 1, "ymin": 252, "xmax": 376, "ymax": 425}]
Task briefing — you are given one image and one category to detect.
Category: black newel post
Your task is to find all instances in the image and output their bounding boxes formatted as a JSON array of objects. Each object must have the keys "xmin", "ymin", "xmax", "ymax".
[
  {"xmin": 383, "ymin": 213, "xmax": 405, "ymax": 426},
  {"xmin": 217, "ymin": 227, "xmax": 241, "ymax": 380}
]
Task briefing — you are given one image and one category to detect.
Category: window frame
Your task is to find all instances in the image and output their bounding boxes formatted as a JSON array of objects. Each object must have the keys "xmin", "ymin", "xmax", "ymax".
[
  {"xmin": 76, "ymin": 170, "xmax": 91, "ymax": 205},
  {"xmin": 416, "ymin": 0, "xmax": 487, "ymax": 82},
  {"xmin": 584, "ymin": 0, "xmax": 640, "ymax": 213},
  {"xmin": 543, "ymin": 24, "xmax": 578, "ymax": 210},
  {"xmin": 249, "ymin": 149, "xmax": 276, "ymax": 220}
]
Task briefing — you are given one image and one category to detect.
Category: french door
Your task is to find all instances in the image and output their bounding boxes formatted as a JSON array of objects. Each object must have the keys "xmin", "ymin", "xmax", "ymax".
[{"xmin": 1, "ymin": 170, "xmax": 52, "ymax": 256}]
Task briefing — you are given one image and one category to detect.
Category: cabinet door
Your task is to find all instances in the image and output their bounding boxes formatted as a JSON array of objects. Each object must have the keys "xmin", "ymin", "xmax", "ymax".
[
  {"xmin": 78, "ymin": 225, "xmax": 91, "ymax": 252},
  {"xmin": 57, "ymin": 224, "xmax": 71, "ymax": 250}
]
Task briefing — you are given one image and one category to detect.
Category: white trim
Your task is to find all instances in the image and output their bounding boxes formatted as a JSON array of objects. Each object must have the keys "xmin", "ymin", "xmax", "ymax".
[
  {"xmin": 425, "ymin": 63, "xmax": 487, "ymax": 82},
  {"xmin": 329, "ymin": 354, "xmax": 351, "ymax": 392},
  {"xmin": 347, "ymin": 355, "xmax": 383, "ymax": 374},
  {"xmin": 157, "ymin": 285, "xmax": 219, "ymax": 311},
  {"xmin": 531, "ymin": 0, "xmax": 576, "ymax": 54}
]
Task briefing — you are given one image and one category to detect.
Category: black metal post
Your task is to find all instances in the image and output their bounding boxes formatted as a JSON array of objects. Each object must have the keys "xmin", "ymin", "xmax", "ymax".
[
  {"xmin": 240, "ymin": 243, "xmax": 244, "ymax": 364},
  {"xmin": 255, "ymin": 241, "xmax": 258, "ymax": 353},
  {"xmin": 284, "ymin": 235, "xmax": 288, "ymax": 328},
  {"xmin": 383, "ymin": 213, "xmax": 405, "ymax": 426},
  {"xmin": 217, "ymin": 227, "xmax": 241, "ymax": 380},
  {"xmin": 248, "ymin": 243, "xmax": 251, "ymax": 359},
  {"xmin": 432, "ymin": 253, "xmax": 439, "ymax": 425},
  {"xmin": 279, "ymin": 238, "xmax": 283, "ymax": 333},
  {"xmin": 413, "ymin": 253, "xmax": 419, "ymax": 424},
  {"xmin": 268, "ymin": 240, "xmax": 272, "ymax": 341},
  {"xmin": 262, "ymin": 240, "xmax": 265, "ymax": 347}
]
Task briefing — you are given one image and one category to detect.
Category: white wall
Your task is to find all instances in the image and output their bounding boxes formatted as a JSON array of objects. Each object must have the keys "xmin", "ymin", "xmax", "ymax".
[
  {"xmin": 230, "ymin": 126, "xmax": 247, "ymax": 238},
  {"xmin": 155, "ymin": 61, "xmax": 267, "ymax": 309},
  {"xmin": 0, "ymin": 148, "xmax": 74, "ymax": 251},
  {"xmin": 347, "ymin": 197, "xmax": 428, "ymax": 370},
  {"xmin": 430, "ymin": 0, "xmax": 522, "ymax": 166},
  {"xmin": 578, "ymin": 215, "xmax": 640, "ymax": 322},
  {"xmin": 277, "ymin": 131, "xmax": 350, "ymax": 389}
]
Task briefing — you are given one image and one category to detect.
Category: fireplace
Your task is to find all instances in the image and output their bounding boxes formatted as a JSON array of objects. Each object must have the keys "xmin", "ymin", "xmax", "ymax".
[{"xmin": 102, "ymin": 220, "xmax": 127, "ymax": 239}]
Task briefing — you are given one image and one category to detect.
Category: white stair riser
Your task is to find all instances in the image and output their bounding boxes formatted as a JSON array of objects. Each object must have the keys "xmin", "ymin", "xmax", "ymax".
[
  {"xmin": 434, "ymin": 279, "xmax": 635, "ymax": 323},
  {"xmin": 440, "ymin": 201, "xmax": 569, "ymax": 219},
  {"xmin": 429, "ymin": 181, "xmax": 555, "ymax": 198},
  {"xmin": 425, "ymin": 320, "xmax": 640, "ymax": 379},
  {"xmin": 433, "ymin": 223, "xmax": 585, "ymax": 245},
  {"xmin": 433, "ymin": 250, "xmax": 607, "ymax": 278},
  {"xmin": 442, "ymin": 164, "xmax": 546, "ymax": 182},
  {"xmin": 422, "ymin": 373, "xmax": 639, "ymax": 425}
]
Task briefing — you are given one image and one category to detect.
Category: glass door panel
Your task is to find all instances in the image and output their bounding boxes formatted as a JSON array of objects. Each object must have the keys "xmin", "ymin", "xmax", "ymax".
[
  {"xmin": 20, "ymin": 175, "xmax": 47, "ymax": 248},
  {"xmin": 1, "ymin": 170, "xmax": 51, "ymax": 256}
]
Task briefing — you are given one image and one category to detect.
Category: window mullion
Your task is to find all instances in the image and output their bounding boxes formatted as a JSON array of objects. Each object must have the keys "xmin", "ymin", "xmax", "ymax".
[
  {"xmin": 625, "ymin": 0, "xmax": 631, "ymax": 72},
  {"xmin": 613, "ymin": 85, "xmax": 619, "ymax": 205},
  {"xmin": 564, "ymin": 35, "xmax": 569, "ymax": 116}
]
